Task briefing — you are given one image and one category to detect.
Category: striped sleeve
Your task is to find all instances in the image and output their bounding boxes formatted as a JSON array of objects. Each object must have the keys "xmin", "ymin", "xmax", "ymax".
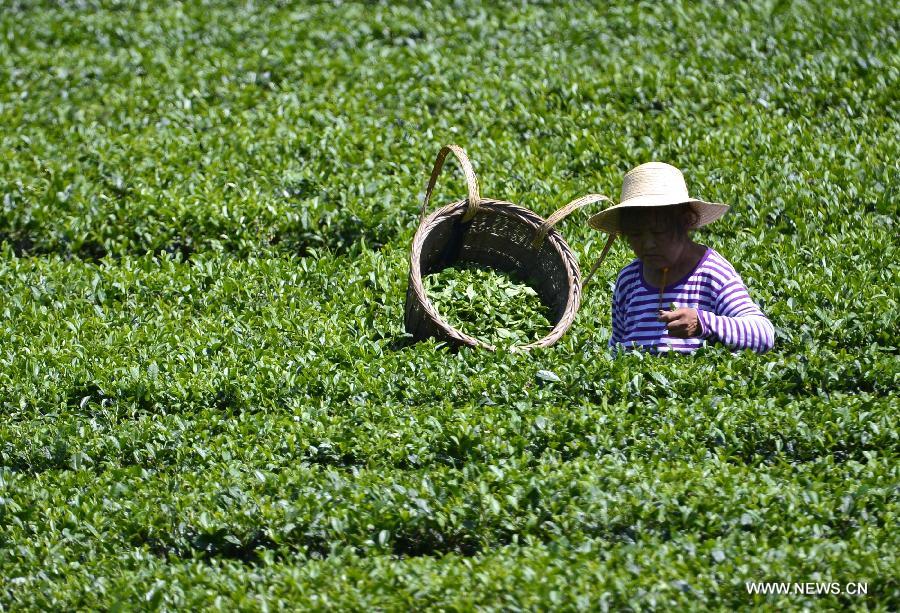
[
  {"xmin": 697, "ymin": 272, "xmax": 775, "ymax": 353},
  {"xmin": 608, "ymin": 272, "xmax": 626, "ymax": 350}
]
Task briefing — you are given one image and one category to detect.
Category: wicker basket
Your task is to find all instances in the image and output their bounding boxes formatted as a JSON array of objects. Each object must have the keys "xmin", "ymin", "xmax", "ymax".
[{"xmin": 404, "ymin": 145, "xmax": 615, "ymax": 351}]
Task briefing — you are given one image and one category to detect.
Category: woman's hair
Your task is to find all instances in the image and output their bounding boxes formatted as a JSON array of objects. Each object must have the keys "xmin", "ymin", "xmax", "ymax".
[{"xmin": 617, "ymin": 203, "xmax": 700, "ymax": 236}]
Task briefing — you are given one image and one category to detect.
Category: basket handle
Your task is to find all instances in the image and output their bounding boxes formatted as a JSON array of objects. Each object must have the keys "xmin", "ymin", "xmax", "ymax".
[
  {"xmin": 530, "ymin": 193, "xmax": 611, "ymax": 249},
  {"xmin": 530, "ymin": 193, "xmax": 618, "ymax": 290},
  {"xmin": 581, "ymin": 232, "xmax": 617, "ymax": 288},
  {"xmin": 419, "ymin": 145, "xmax": 481, "ymax": 225}
]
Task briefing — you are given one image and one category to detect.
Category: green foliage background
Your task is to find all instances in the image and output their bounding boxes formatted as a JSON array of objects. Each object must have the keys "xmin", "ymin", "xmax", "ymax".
[{"xmin": 1, "ymin": 0, "xmax": 898, "ymax": 609}]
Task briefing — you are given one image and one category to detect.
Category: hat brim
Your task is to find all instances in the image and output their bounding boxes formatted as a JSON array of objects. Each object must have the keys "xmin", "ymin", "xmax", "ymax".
[{"xmin": 587, "ymin": 196, "xmax": 729, "ymax": 234}]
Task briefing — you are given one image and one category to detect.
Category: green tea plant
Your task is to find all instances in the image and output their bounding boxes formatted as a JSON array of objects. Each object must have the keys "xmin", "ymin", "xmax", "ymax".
[
  {"xmin": 424, "ymin": 264, "xmax": 552, "ymax": 346},
  {"xmin": 0, "ymin": 0, "xmax": 897, "ymax": 610}
]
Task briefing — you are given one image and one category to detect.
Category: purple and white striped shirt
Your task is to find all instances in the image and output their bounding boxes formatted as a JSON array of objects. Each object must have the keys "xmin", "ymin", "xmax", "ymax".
[{"xmin": 609, "ymin": 246, "xmax": 775, "ymax": 354}]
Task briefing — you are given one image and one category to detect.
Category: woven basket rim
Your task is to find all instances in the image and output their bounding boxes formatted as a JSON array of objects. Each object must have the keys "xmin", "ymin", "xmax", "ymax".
[{"xmin": 408, "ymin": 197, "xmax": 582, "ymax": 351}]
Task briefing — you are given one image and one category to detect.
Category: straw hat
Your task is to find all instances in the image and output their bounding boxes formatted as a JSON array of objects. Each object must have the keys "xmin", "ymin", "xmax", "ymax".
[{"xmin": 587, "ymin": 162, "xmax": 729, "ymax": 234}]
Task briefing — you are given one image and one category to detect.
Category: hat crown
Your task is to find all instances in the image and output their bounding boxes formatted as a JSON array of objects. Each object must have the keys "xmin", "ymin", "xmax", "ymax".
[{"xmin": 620, "ymin": 162, "xmax": 690, "ymax": 203}]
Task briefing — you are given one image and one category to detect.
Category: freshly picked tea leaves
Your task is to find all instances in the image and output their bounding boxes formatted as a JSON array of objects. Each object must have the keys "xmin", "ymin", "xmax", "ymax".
[{"xmin": 424, "ymin": 264, "xmax": 552, "ymax": 346}]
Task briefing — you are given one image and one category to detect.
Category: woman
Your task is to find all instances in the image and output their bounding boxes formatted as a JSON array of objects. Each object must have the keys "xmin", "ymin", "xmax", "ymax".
[{"xmin": 587, "ymin": 162, "xmax": 774, "ymax": 354}]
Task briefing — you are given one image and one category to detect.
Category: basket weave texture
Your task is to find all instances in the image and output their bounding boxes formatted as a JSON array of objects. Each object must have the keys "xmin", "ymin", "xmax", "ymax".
[{"xmin": 404, "ymin": 145, "xmax": 611, "ymax": 351}]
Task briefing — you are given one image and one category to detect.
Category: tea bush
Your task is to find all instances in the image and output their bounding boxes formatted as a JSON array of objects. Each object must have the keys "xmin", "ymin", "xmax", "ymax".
[{"xmin": 1, "ymin": 0, "xmax": 898, "ymax": 610}]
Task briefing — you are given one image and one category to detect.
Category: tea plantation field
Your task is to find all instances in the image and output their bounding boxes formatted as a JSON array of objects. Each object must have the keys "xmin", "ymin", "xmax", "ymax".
[{"xmin": 1, "ymin": 0, "xmax": 898, "ymax": 609}]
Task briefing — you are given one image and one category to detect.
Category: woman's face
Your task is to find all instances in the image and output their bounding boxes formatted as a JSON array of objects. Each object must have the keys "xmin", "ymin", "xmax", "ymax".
[{"xmin": 620, "ymin": 207, "xmax": 690, "ymax": 270}]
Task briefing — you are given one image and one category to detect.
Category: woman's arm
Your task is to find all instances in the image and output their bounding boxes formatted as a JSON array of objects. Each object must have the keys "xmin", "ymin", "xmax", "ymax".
[
  {"xmin": 608, "ymin": 286, "xmax": 625, "ymax": 349},
  {"xmin": 697, "ymin": 276, "xmax": 775, "ymax": 353}
]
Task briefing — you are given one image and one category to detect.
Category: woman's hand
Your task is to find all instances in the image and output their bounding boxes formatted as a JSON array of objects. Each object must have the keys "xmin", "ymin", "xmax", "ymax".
[{"xmin": 658, "ymin": 307, "xmax": 702, "ymax": 338}]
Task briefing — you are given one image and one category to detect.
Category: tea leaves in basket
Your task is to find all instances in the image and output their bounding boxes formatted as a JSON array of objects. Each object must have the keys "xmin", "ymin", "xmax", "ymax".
[{"xmin": 423, "ymin": 264, "xmax": 552, "ymax": 347}]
